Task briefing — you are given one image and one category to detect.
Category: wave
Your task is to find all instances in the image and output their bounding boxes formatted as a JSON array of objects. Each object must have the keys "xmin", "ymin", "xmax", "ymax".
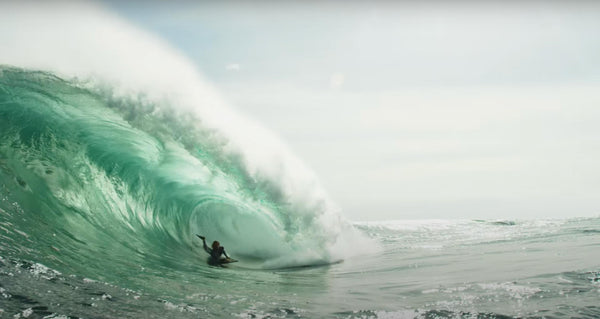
[
  {"xmin": 0, "ymin": 65, "xmax": 350, "ymax": 274},
  {"xmin": 353, "ymin": 217, "xmax": 600, "ymax": 251}
]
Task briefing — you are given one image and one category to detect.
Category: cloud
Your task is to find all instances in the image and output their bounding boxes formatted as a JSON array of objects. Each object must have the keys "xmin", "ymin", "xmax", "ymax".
[
  {"xmin": 329, "ymin": 73, "xmax": 344, "ymax": 89},
  {"xmin": 225, "ymin": 63, "xmax": 241, "ymax": 71}
]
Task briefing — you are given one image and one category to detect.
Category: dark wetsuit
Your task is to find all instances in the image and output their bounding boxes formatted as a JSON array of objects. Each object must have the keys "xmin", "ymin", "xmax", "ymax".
[{"xmin": 203, "ymin": 240, "xmax": 229, "ymax": 264}]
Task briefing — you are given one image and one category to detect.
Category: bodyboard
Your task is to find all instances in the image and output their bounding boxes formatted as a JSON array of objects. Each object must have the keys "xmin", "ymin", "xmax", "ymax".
[{"xmin": 220, "ymin": 257, "xmax": 238, "ymax": 264}]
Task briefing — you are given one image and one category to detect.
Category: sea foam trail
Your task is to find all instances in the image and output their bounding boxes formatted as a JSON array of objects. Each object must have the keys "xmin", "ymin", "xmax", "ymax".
[{"xmin": 0, "ymin": 2, "xmax": 365, "ymax": 269}]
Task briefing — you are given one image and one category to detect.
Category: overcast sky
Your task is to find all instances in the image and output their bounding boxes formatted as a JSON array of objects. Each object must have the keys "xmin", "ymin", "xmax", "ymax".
[{"xmin": 102, "ymin": 1, "xmax": 600, "ymax": 220}]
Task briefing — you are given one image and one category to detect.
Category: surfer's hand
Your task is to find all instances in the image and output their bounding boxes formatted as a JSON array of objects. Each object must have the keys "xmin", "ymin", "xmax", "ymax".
[{"xmin": 198, "ymin": 235, "xmax": 206, "ymax": 240}]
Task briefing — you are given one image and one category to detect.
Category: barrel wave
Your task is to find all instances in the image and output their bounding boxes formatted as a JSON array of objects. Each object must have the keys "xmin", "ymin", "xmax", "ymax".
[{"xmin": 0, "ymin": 66, "xmax": 345, "ymax": 285}]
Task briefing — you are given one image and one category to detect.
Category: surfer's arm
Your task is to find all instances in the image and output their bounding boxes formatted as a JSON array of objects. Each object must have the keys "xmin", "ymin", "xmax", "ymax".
[
  {"xmin": 200, "ymin": 237, "xmax": 212, "ymax": 254},
  {"xmin": 223, "ymin": 249, "xmax": 230, "ymax": 259}
]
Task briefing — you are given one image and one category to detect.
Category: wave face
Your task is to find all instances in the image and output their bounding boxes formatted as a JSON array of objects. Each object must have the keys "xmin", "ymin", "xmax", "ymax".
[{"xmin": 0, "ymin": 66, "xmax": 344, "ymax": 282}]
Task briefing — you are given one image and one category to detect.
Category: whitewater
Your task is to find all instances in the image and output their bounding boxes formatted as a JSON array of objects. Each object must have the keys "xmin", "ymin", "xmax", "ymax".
[{"xmin": 1, "ymin": 2, "xmax": 599, "ymax": 318}]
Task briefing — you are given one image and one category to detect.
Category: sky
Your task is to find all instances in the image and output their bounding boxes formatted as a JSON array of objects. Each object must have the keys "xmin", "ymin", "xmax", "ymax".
[
  {"xmin": 99, "ymin": 1, "xmax": 600, "ymax": 221},
  {"xmin": 13, "ymin": 1, "xmax": 600, "ymax": 221}
]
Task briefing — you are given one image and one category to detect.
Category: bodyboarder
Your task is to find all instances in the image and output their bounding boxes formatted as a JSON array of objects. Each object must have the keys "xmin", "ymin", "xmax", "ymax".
[{"xmin": 197, "ymin": 235, "xmax": 236, "ymax": 265}]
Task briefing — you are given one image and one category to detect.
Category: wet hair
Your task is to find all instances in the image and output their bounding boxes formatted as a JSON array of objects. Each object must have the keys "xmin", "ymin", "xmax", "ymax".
[{"xmin": 212, "ymin": 241, "xmax": 220, "ymax": 250}]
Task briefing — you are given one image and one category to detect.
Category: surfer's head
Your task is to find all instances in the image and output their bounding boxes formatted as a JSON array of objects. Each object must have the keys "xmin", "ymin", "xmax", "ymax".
[{"xmin": 212, "ymin": 241, "xmax": 220, "ymax": 250}]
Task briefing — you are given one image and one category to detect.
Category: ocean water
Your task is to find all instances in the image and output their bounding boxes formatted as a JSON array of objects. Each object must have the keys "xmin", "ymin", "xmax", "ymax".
[{"xmin": 1, "ymin": 67, "xmax": 599, "ymax": 319}]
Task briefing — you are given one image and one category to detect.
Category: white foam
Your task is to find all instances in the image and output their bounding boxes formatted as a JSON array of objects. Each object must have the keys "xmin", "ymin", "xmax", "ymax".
[
  {"xmin": 478, "ymin": 282, "xmax": 541, "ymax": 299},
  {"xmin": 30, "ymin": 263, "xmax": 61, "ymax": 277},
  {"xmin": 22, "ymin": 308, "xmax": 33, "ymax": 318}
]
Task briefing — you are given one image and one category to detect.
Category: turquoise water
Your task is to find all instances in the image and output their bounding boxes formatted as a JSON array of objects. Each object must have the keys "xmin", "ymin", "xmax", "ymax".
[{"xmin": 1, "ymin": 67, "xmax": 599, "ymax": 318}]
